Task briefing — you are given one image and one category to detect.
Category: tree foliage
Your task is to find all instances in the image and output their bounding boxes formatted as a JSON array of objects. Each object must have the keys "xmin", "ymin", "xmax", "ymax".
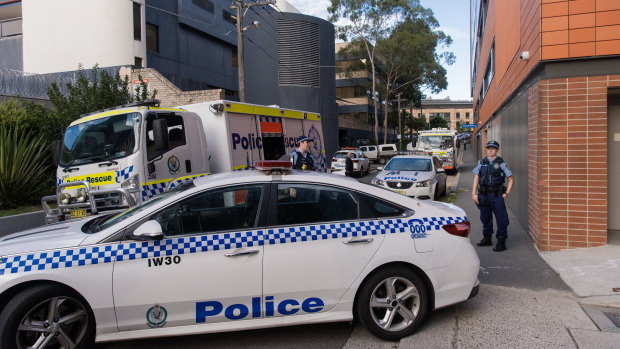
[
  {"xmin": 47, "ymin": 65, "xmax": 132, "ymax": 126},
  {"xmin": 429, "ymin": 115, "xmax": 449, "ymax": 129}
]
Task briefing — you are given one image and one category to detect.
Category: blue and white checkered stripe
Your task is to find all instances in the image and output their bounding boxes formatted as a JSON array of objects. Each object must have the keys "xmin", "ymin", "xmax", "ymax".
[
  {"xmin": 0, "ymin": 216, "xmax": 467, "ymax": 276},
  {"xmin": 115, "ymin": 166, "xmax": 134, "ymax": 183},
  {"xmin": 141, "ymin": 182, "xmax": 167, "ymax": 201}
]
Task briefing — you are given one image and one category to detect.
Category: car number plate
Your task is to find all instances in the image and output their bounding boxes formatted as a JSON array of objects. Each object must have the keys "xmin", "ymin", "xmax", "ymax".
[
  {"xmin": 395, "ymin": 190, "xmax": 406, "ymax": 195},
  {"xmin": 70, "ymin": 209, "xmax": 87, "ymax": 219}
]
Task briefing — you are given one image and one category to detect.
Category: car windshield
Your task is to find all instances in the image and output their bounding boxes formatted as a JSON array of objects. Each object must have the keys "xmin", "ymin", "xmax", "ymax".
[
  {"xmin": 86, "ymin": 182, "xmax": 195, "ymax": 233},
  {"xmin": 417, "ymin": 135, "xmax": 453, "ymax": 150},
  {"xmin": 334, "ymin": 152, "xmax": 354, "ymax": 159},
  {"xmin": 60, "ymin": 113, "xmax": 141, "ymax": 167},
  {"xmin": 385, "ymin": 158, "xmax": 432, "ymax": 171}
]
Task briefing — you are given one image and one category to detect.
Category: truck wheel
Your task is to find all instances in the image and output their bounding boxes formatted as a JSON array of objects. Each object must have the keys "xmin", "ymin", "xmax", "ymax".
[
  {"xmin": 0, "ymin": 284, "xmax": 95, "ymax": 349},
  {"xmin": 356, "ymin": 266, "xmax": 428, "ymax": 341}
]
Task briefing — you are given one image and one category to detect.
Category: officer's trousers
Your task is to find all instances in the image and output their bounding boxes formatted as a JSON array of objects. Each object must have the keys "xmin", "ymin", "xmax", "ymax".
[{"xmin": 478, "ymin": 193, "xmax": 509, "ymax": 238}]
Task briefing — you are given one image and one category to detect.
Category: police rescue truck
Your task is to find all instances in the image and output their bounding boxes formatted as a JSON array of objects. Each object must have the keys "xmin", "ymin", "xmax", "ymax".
[
  {"xmin": 43, "ymin": 100, "xmax": 325, "ymax": 223},
  {"xmin": 408, "ymin": 129, "xmax": 461, "ymax": 173}
]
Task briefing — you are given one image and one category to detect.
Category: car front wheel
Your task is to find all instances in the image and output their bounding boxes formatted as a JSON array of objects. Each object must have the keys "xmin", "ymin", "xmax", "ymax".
[
  {"xmin": 356, "ymin": 266, "xmax": 428, "ymax": 341},
  {"xmin": 0, "ymin": 284, "xmax": 95, "ymax": 349}
]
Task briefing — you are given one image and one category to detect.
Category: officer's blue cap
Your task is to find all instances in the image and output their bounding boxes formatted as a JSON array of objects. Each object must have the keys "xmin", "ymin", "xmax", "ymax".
[
  {"xmin": 298, "ymin": 135, "xmax": 314, "ymax": 143},
  {"xmin": 486, "ymin": 140, "xmax": 500, "ymax": 149}
]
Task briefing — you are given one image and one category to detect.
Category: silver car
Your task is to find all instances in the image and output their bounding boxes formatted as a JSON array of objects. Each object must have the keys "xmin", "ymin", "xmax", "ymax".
[{"xmin": 371, "ymin": 155, "xmax": 447, "ymax": 200}]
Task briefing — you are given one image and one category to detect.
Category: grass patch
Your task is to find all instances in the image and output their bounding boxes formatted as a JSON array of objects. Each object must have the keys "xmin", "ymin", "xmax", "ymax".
[
  {"xmin": 0, "ymin": 205, "xmax": 43, "ymax": 217},
  {"xmin": 439, "ymin": 192, "xmax": 458, "ymax": 204}
]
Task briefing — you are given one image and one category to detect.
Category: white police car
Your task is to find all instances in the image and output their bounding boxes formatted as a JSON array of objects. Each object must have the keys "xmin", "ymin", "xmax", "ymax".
[
  {"xmin": 0, "ymin": 161, "xmax": 478, "ymax": 347},
  {"xmin": 371, "ymin": 155, "xmax": 447, "ymax": 200}
]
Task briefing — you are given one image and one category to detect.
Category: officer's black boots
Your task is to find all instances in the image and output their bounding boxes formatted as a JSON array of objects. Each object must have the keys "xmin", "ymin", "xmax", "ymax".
[
  {"xmin": 477, "ymin": 234, "xmax": 493, "ymax": 246},
  {"xmin": 493, "ymin": 237, "xmax": 507, "ymax": 252}
]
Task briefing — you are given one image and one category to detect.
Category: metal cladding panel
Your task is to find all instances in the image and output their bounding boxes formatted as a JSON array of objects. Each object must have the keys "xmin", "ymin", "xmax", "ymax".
[
  {"xmin": 499, "ymin": 91, "xmax": 528, "ymax": 230},
  {"xmin": 227, "ymin": 113, "xmax": 261, "ymax": 171},
  {"xmin": 283, "ymin": 118, "xmax": 303, "ymax": 156},
  {"xmin": 302, "ymin": 119, "xmax": 326, "ymax": 171},
  {"xmin": 278, "ymin": 19, "xmax": 320, "ymax": 87}
]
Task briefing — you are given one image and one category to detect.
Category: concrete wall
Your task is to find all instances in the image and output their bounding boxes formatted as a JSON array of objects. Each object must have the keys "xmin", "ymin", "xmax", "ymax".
[{"xmin": 22, "ymin": 0, "xmax": 146, "ymax": 74}]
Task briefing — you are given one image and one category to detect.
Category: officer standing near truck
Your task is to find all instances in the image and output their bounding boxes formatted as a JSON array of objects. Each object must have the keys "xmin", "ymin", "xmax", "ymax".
[
  {"xmin": 291, "ymin": 135, "xmax": 317, "ymax": 171},
  {"xmin": 472, "ymin": 140, "xmax": 514, "ymax": 252}
]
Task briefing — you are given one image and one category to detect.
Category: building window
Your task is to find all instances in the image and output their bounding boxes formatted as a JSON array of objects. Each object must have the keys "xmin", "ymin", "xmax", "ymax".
[
  {"xmin": 192, "ymin": 0, "xmax": 214, "ymax": 14},
  {"xmin": 133, "ymin": 2, "xmax": 141, "ymax": 41},
  {"xmin": 456, "ymin": 112, "xmax": 460, "ymax": 119},
  {"xmin": 146, "ymin": 23, "xmax": 159, "ymax": 52},
  {"xmin": 466, "ymin": 112, "xmax": 470, "ymax": 119},
  {"xmin": 223, "ymin": 10, "xmax": 237, "ymax": 25},
  {"xmin": 482, "ymin": 39, "xmax": 495, "ymax": 100},
  {"xmin": 135, "ymin": 57, "xmax": 143, "ymax": 67}
]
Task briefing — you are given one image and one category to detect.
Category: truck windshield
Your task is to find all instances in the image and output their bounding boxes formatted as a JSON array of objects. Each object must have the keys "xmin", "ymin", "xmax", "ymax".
[
  {"xmin": 60, "ymin": 113, "xmax": 141, "ymax": 167},
  {"xmin": 417, "ymin": 135, "xmax": 453, "ymax": 150}
]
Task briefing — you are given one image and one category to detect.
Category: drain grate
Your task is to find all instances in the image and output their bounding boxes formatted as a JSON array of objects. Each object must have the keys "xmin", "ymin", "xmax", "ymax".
[
  {"xmin": 581, "ymin": 305, "xmax": 620, "ymax": 333},
  {"xmin": 604, "ymin": 311, "xmax": 620, "ymax": 328}
]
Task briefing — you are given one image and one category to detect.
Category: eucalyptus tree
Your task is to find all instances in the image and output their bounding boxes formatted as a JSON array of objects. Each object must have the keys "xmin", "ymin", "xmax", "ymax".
[{"xmin": 329, "ymin": 0, "xmax": 414, "ymax": 143}]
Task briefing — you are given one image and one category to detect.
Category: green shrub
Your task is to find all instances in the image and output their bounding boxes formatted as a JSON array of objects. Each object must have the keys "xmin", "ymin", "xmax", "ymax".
[{"xmin": 0, "ymin": 127, "xmax": 52, "ymax": 208}]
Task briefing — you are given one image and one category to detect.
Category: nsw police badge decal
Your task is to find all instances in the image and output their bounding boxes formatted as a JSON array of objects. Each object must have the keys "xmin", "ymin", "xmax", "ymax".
[
  {"xmin": 493, "ymin": 163, "xmax": 500, "ymax": 169},
  {"xmin": 146, "ymin": 304, "xmax": 168, "ymax": 328}
]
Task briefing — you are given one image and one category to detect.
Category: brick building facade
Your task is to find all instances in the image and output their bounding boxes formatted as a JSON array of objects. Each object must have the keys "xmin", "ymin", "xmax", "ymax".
[{"xmin": 471, "ymin": 0, "xmax": 620, "ymax": 250}]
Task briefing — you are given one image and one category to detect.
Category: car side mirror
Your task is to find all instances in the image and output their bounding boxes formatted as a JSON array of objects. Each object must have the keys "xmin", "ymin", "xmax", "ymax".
[
  {"xmin": 127, "ymin": 220, "xmax": 164, "ymax": 241},
  {"xmin": 437, "ymin": 168, "xmax": 445, "ymax": 173},
  {"xmin": 377, "ymin": 166, "xmax": 383, "ymax": 171}
]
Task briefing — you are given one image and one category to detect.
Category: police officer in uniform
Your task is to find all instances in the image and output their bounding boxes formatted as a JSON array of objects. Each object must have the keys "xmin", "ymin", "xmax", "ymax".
[
  {"xmin": 472, "ymin": 140, "xmax": 514, "ymax": 251},
  {"xmin": 291, "ymin": 135, "xmax": 317, "ymax": 171}
]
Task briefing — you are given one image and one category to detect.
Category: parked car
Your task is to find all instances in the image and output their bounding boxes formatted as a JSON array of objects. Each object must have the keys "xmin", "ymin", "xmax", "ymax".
[
  {"xmin": 0, "ymin": 162, "xmax": 479, "ymax": 345},
  {"xmin": 371, "ymin": 155, "xmax": 447, "ymax": 200},
  {"xmin": 331, "ymin": 150, "xmax": 370, "ymax": 176},
  {"xmin": 360, "ymin": 144, "xmax": 398, "ymax": 164}
]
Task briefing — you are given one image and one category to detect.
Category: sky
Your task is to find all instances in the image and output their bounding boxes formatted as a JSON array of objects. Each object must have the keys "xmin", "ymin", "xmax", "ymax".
[{"xmin": 286, "ymin": 0, "xmax": 472, "ymax": 101}]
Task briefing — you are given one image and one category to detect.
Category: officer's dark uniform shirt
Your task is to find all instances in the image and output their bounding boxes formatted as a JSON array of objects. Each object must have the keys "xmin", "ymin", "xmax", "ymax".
[
  {"xmin": 291, "ymin": 150, "xmax": 317, "ymax": 171},
  {"xmin": 472, "ymin": 157, "xmax": 512, "ymax": 185}
]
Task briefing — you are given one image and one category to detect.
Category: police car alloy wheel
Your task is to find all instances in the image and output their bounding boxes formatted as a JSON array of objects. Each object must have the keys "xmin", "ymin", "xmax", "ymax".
[
  {"xmin": 356, "ymin": 266, "xmax": 428, "ymax": 341},
  {"xmin": 0, "ymin": 284, "xmax": 95, "ymax": 349}
]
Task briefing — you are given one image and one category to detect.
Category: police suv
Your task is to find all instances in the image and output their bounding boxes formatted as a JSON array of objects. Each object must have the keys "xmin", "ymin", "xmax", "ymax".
[
  {"xmin": 372, "ymin": 155, "xmax": 448, "ymax": 200},
  {"xmin": 0, "ymin": 162, "xmax": 479, "ymax": 347}
]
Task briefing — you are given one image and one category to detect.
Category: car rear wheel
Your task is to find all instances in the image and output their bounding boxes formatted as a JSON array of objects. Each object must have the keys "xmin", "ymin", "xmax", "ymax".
[
  {"xmin": 357, "ymin": 266, "xmax": 428, "ymax": 341},
  {"xmin": 0, "ymin": 284, "xmax": 95, "ymax": 349}
]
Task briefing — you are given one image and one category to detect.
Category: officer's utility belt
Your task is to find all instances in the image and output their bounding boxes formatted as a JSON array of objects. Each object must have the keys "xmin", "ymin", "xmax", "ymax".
[{"xmin": 478, "ymin": 185, "xmax": 506, "ymax": 195}]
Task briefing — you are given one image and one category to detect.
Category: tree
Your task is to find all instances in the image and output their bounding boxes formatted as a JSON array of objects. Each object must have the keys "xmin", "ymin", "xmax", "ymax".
[
  {"xmin": 47, "ymin": 65, "xmax": 132, "ymax": 127},
  {"xmin": 329, "ymin": 0, "xmax": 414, "ymax": 143},
  {"xmin": 376, "ymin": 15, "xmax": 454, "ymax": 144},
  {"xmin": 429, "ymin": 115, "xmax": 449, "ymax": 129}
]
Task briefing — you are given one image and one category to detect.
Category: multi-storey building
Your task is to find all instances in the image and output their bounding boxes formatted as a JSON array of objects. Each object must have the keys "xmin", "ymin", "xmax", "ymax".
[
  {"xmin": 471, "ymin": 0, "xmax": 620, "ymax": 250},
  {"xmin": 411, "ymin": 98, "xmax": 474, "ymax": 130},
  {"xmin": 0, "ymin": 0, "xmax": 338, "ymax": 157},
  {"xmin": 335, "ymin": 42, "xmax": 396, "ymax": 146}
]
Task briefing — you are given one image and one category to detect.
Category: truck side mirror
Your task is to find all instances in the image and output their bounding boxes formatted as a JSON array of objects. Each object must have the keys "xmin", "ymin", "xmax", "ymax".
[
  {"xmin": 153, "ymin": 119, "xmax": 169, "ymax": 151},
  {"xmin": 50, "ymin": 140, "xmax": 62, "ymax": 166}
]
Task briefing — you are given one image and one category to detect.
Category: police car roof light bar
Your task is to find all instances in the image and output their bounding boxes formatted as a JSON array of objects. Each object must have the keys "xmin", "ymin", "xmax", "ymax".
[
  {"xmin": 442, "ymin": 221, "xmax": 471, "ymax": 237},
  {"xmin": 254, "ymin": 161, "xmax": 293, "ymax": 173}
]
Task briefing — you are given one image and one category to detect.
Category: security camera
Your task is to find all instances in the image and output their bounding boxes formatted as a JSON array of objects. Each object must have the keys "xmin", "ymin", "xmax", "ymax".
[{"xmin": 519, "ymin": 51, "xmax": 530, "ymax": 61}]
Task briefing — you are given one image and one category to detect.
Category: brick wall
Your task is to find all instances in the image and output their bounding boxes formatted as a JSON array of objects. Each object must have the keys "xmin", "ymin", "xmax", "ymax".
[
  {"xmin": 119, "ymin": 67, "xmax": 225, "ymax": 107},
  {"xmin": 529, "ymin": 74, "xmax": 620, "ymax": 250}
]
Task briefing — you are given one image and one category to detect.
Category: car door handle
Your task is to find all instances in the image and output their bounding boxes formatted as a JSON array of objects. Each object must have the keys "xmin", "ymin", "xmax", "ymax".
[
  {"xmin": 343, "ymin": 238, "xmax": 374, "ymax": 245},
  {"xmin": 225, "ymin": 250, "xmax": 260, "ymax": 257}
]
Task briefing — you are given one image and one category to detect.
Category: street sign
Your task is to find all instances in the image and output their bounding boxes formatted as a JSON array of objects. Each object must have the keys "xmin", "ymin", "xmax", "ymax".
[{"xmin": 461, "ymin": 124, "xmax": 478, "ymax": 128}]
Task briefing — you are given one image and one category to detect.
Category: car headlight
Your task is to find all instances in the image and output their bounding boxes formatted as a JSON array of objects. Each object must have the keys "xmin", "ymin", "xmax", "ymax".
[
  {"xmin": 60, "ymin": 192, "xmax": 72, "ymax": 205},
  {"xmin": 371, "ymin": 178, "xmax": 384, "ymax": 186},
  {"xmin": 416, "ymin": 180, "xmax": 432, "ymax": 187},
  {"xmin": 121, "ymin": 174, "xmax": 140, "ymax": 193},
  {"xmin": 76, "ymin": 189, "xmax": 87, "ymax": 203}
]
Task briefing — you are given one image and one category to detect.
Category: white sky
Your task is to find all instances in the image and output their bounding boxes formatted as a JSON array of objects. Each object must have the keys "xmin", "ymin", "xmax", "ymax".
[{"xmin": 286, "ymin": 0, "xmax": 472, "ymax": 101}]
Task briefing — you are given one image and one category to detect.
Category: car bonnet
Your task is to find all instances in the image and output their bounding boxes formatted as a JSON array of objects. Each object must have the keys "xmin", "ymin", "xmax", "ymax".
[
  {"xmin": 0, "ymin": 220, "xmax": 89, "ymax": 256},
  {"xmin": 377, "ymin": 170, "xmax": 434, "ymax": 182}
]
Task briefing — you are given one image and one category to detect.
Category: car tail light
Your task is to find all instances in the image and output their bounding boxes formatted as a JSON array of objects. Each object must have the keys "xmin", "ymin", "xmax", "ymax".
[
  {"xmin": 442, "ymin": 221, "xmax": 470, "ymax": 237},
  {"xmin": 332, "ymin": 158, "xmax": 337, "ymax": 162},
  {"xmin": 352, "ymin": 160, "xmax": 359, "ymax": 163}
]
